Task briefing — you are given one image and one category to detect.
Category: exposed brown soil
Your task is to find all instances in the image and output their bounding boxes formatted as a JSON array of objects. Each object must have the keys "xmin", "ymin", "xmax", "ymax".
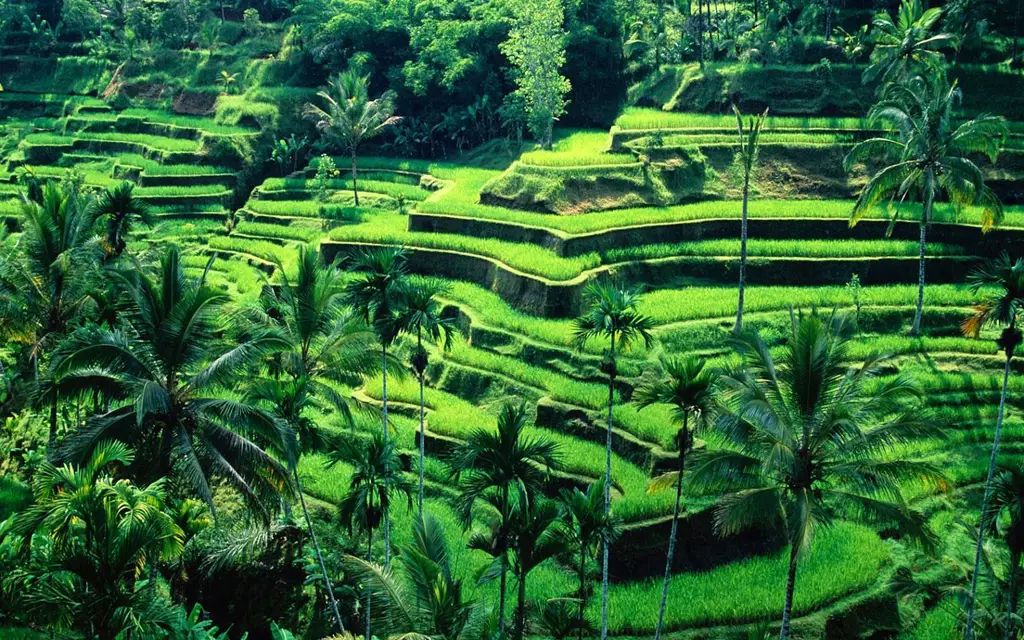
[{"xmin": 172, "ymin": 91, "xmax": 218, "ymax": 115}]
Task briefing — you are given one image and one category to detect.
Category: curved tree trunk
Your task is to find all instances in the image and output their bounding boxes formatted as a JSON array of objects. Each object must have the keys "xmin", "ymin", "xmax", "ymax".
[
  {"xmin": 601, "ymin": 337, "xmax": 616, "ymax": 640},
  {"xmin": 779, "ymin": 542, "xmax": 800, "ymax": 640},
  {"xmin": 296, "ymin": 469, "xmax": 345, "ymax": 634},
  {"xmin": 734, "ymin": 170, "xmax": 750, "ymax": 333},
  {"xmin": 655, "ymin": 413, "xmax": 688, "ymax": 640},
  {"xmin": 381, "ymin": 345, "xmax": 391, "ymax": 570},
  {"xmin": 351, "ymin": 151, "xmax": 360, "ymax": 207},
  {"xmin": 966, "ymin": 348, "xmax": 1015, "ymax": 640}
]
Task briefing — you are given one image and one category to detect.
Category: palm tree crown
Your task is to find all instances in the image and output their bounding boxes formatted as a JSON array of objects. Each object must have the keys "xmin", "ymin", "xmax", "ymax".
[
  {"xmin": 91, "ymin": 181, "xmax": 153, "ymax": 259},
  {"xmin": 863, "ymin": 0, "xmax": 958, "ymax": 84}
]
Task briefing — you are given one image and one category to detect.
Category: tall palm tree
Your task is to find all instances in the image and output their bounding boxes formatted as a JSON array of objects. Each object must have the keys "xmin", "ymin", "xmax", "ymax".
[
  {"xmin": 329, "ymin": 431, "xmax": 412, "ymax": 640},
  {"xmin": 0, "ymin": 182, "xmax": 101, "ymax": 458},
  {"xmin": 345, "ymin": 245, "xmax": 410, "ymax": 570},
  {"xmin": 91, "ymin": 181, "xmax": 153, "ymax": 259},
  {"xmin": 399, "ymin": 278, "xmax": 456, "ymax": 516},
  {"xmin": 558, "ymin": 479, "xmax": 618, "ymax": 640},
  {"xmin": 246, "ymin": 245, "xmax": 380, "ymax": 634},
  {"xmin": 980, "ymin": 467, "xmax": 1024, "ymax": 640},
  {"xmin": 52, "ymin": 246, "xmax": 294, "ymax": 520},
  {"xmin": 303, "ymin": 69, "xmax": 401, "ymax": 206},
  {"xmin": 732, "ymin": 106, "xmax": 768, "ymax": 334},
  {"xmin": 449, "ymin": 401, "xmax": 561, "ymax": 637},
  {"xmin": 689, "ymin": 310, "xmax": 944, "ymax": 640},
  {"xmin": 509, "ymin": 499, "xmax": 568, "ymax": 640},
  {"xmin": 962, "ymin": 252, "xmax": 1024, "ymax": 639},
  {"xmin": 573, "ymin": 280, "xmax": 652, "ymax": 640},
  {"xmin": 862, "ymin": 0, "xmax": 957, "ymax": 84},
  {"xmin": 633, "ymin": 356, "xmax": 718, "ymax": 640},
  {"xmin": 846, "ymin": 73, "xmax": 1007, "ymax": 336},
  {"xmin": 2, "ymin": 439, "xmax": 184, "ymax": 638},
  {"xmin": 343, "ymin": 513, "xmax": 479, "ymax": 639}
]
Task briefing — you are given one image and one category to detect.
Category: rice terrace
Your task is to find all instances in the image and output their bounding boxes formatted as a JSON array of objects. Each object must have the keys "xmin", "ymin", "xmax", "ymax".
[{"xmin": 1, "ymin": 0, "xmax": 1024, "ymax": 638}]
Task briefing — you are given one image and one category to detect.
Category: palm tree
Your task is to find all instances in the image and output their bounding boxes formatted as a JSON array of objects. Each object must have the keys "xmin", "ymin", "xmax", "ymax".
[
  {"xmin": 846, "ymin": 73, "xmax": 1007, "ymax": 336},
  {"xmin": 343, "ymin": 512, "xmax": 479, "ymax": 639},
  {"xmin": 573, "ymin": 280, "xmax": 652, "ymax": 640},
  {"xmin": 558, "ymin": 479, "xmax": 618, "ymax": 640},
  {"xmin": 449, "ymin": 401, "xmax": 561, "ymax": 637},
  {"xmin": 862, "ymin": 0, "xmax": 957, "ymax": 84},
  {"xmin": 345, "ymin": 245, "xmax": 410, "ymax": 570},
  {"xmin": 246, "ymin": 245, "xmax": 380, "ymax": 634},
  {"xmin": 0, "ymin": 182, "xmax": 101, "ymax": 458},
  {"xmin": 509, "ymin": 499, "xmax": 568, "ymax": 640},
  {"xmin": 303, "ymin": 69, "xmax": 401, "ymax": 206},
  {"xmin": 962, "ymin": 252, "xmax": 1024, "ymax": 639},
  {"xmin": 399, "ymin": 278, "xmax": 456, "ymax": 516},
  {"xmin": 2, "ymin": 440, "xmax": 184, "ymax": 638},
  {"xmin": 633, "ymin": 356, "xmax": 717, "ymax": 640},
  {"xmin": 329, "ymin": 431, "xmax": 412, "ymax": 640},
  {"xmin": 52, "ymin": 246, "xmax": 294, "ymax": 520},
  {"xmin": 732, "ymin": 106, "xmax": 768, "ymax": 334},
  {"xmin": 91, "ymin": 181, "xmax": 153, "ymax": 259},
  {"xmin": 689, "ymin": 310, "xmax": 945, "ymax": 640},
  {"xmin": 980, "ymin": 467, "xmax": 1024, "ymax": 640}
]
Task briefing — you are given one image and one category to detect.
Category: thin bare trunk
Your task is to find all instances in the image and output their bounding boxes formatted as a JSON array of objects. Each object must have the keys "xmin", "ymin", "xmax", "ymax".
[
  {"xmin": 600, "ymin": 336, "xmax": 615, "ymax": 640},
  {"xmin": 734, "ymin": 171, "xmax": 750, "ymax": 333},
  {"xmin": 578, "ymin": 550, "xmax": 587, "ymax": 640},
  {"xmin": 1005, "ymin": 552, "xmax": 1020, "ymax": 640},
  {"xmin": 499, "ymin": 484, "xmax": 509, "ymax": 636},
  {"xmin": 966, "ymin": 349, "xmax": 1015, "ymax": 640},
  {"xmin": 296, "ymin": 470, "xmax": 345, "ymax": 633},
  {"xmin": 381, "ymin": 346, "xmax": 390, "ymax": 570},
  {"xmin": 351, "ymin": 151, "xmax": 360, "ymax": 207},
  {"xmin": 516, "ymin": 568, "xmax": 527, "ymax": 640},
  {"xmin": 911, "ymin": 217, "xmax": 927, "ymax": 336},
  {"xmin": 418, "ymin": 372, "xmax": 426, "ymax": 518},
  {"xmin": 654, "ymin": 413, "xmax": 687, "ymax": 640},
  {"xmin": 779, "ymin": 542, "xmax": 799, "ymax": 640},
  {"xmin": 365, "ymin": 526, "xmax": 373, "ymax": 640}
]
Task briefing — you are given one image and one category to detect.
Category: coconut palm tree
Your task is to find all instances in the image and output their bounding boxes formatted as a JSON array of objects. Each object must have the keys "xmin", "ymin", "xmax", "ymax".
[
  {"xmin": 846, "ymin": 73, "xmax": 1007, "ymax": 336},
  {"xmin": 689, "ymin": 310, "xmax": 945, "ymax": 640},
  {"xmin": 329, "ymin": 431, "xmax": 412, "ymax": 640},
  {"xmin": 449, "ymin": 401, "xmax": 561, "ymax": 637},
  {"xmin": 633, "ymin": 356, "xmax": 718, "ymax": 640},
  {"xmin": 91, "ymin": 181, "xmax": 153, "ymax": 259},
  {"xmin": 558, "ymin": 479, "xmax": 618, "ymax": 640},
  {"xmin": 51, "ymin": 246, "xmax": 294, "ymax": 520},
  {"xmin": 979, "ymin": 466, "xmax": 1024, "ymax": 640},
  {"xmin": 0, "ymin": 182, "xmax": 101, "ymax": 458},
  {"xmin": 343, "ymin": 512, "xmax": 480, "ymax": 639},
  {"xmin": 399, "ymin": 278, "xmax": 456, "ymax": 517},
  {"xmin": 245, "ymin": 245, "xmax": 380, "ymax": 634},
  {"xmin": 509, "ymin": 499, "xmax": 568, "ymax": 640},
  {"xmin": 303, "ymin": 69, "xmax": 401, "ymax": 206},
  {"xmin": 573, "ymin": 280, "xmax": 652, "ymax": 640},
  {"xmin": 345, "ymin": 245, "xmax": 410, "ymax": 570},
  {"xmin": 732, "ymin": 106, "xmax": 768, "ymax": 334},
  {"xmin": 862, "ymin": 0, "xmax": 957, "ymax": 84},
  {"xmin": 2, "ymin": 439, "xmax": 184, "ymax": 638},
  {"xmin": 962, "ymin": 252, "xmax": 1024, "ymax": 639}
]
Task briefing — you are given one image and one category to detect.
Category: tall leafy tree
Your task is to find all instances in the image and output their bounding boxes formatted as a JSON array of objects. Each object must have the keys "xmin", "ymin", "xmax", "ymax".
[
  {"xmin": 329, "ymin": 431, "xmax": 412, "ymax": 640},
  {"xmin": 573, "ymin": 280, "xmax": 652, "ymax": 640},
  {"xmin": 731, "ymin": 106, "xmax": 768, "ymax": 334},
  {"xmin": 399, "ymin": 278, "xmax": 455, "ymax": 517},
  {"xmin": 633, "ymin": 356, "xmax": 717, "ymax": 640},
  {"xmin": 500, "ymin": 0, "xmax": 572, "ymax": 149},
  {"xmin": 91, "ymin": 181, "xmax": 153, "ymax": 259},
  {"xmin": 980, "ymin": 467, "xmax": 1024, "ymax": 640},
  {"xmin": 862, "ymin": 0, "xmax": 957, "ymax": 84},
  {"xmin": 558, "ymin": 479, "xmax": 618, "ymax": 640},
  {"xmin": 509, "ymin": 499, "xmax": 568, "ymax": 640},
  {"xmin": 1, "ymin": 440, "xmax": 184, "ymax": 638},
  {"xmin": 245, "ymin": 245, "xmax": 379, "ymax": 634},
  {"xmin": 303, "ymin": 69, "xmax": 401, "ymax": 206},
  {"xmin": 690, "ymin": 310, "xmax": 944, "ymax": 640},
  {"xmin": 846, "ymin": 73, "xmax": 1007, "ymax": 335},
  {"xmin": 52, "ymin": 246, "xmax": 294, "ymax": 520},
  {"xmin": 345, "ymin": 245, "xmax": 409, "ymax": 569},
  {"xmin": 449, "ymin": 402, "xmax": 560, "ymax": 637},
  {"xmin": 962, "ymin": 252, "xmax": 1024, "ymax": 639}
]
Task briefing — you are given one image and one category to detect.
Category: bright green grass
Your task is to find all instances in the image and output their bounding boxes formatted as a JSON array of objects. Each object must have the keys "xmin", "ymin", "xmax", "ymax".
[
  {"xmin": 118, "ymin": 108, "xmax": 258, "ymax": 135},
  {"xmin": 143, "ymin": 164, "xmax": 233, "ymax": 176},
  {"xmin": 207, "ymin": 235, "xmax": 297, "ymax": 265},
  {"xmin": 234, "ymin": 221, "xmax": 319, "ymax": 243},
  {"xmin": 900, "ymin": 599, "xmax": 958, "ymax": 639},
  {"xmin": 602, "ymin": 522, "xmax": 888, "ymax": 632},
  {"xmin": 24, "ymin": 131, "xmax": 201, "ymax": 153},
  {"xmin": 615, "ymin": 107, "xmax": 871, "ymax": 131},
  {"xmin": 260, "ymin": 177, "xmax": 428, "ymax": 201},
  {"xmin": 603, "ymin": 239, "xmax": 963, "ymax": 262},
  {"xmin": 652, "ymin": 132, "xmax": 858, "ymax": 146},
  {"xmin": 135, "ymin": 185, "xmax": 231, "ymax": 197},
  {"xmin": 519, "ymin": 150, "xmax": 637, "ymax": 167}
]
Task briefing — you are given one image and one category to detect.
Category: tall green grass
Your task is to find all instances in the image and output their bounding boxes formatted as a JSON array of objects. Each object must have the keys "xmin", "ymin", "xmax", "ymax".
[{"xmin": 614, "ymin": 107, "xmax": 871, "ymax": 131}]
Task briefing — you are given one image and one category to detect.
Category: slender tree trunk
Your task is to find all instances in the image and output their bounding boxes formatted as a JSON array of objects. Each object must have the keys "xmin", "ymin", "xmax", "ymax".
[
  {"xmin": 296, "ymin": 469, "xmax": 345, "ymax": 633},
  {"xmin": 655, "ymin": 413, "xmax": 688, "ymax": 640},
  {"xmin": 418, "ymin": 371, "xmax": 426, "ymax": 518},
  {"xmin": 1005, "ymin": 551, "xmax": 1020, "ymax": 640},
  {"xmin": 47, "ymin": 391, "xmax": 58, "ymax": 462},
  {"xmin": 516, "ymin": 568, "xmax": 527, "ymax": 640},
  {"xmin": 779, "ymin": 542, "xmax": 800, "ymax": 640},
  {"xmin": 698, "ymin": 0, "xmax": 705, "ymax": 68},
  {"xmin": 966, "ymin": 348, "xmax": 1015, "ymax": 640},
  {"xmin": 578, "ymin": 550, "xmax": 587, "ymax": 640},
  {"xmin": 499, "ymin": 484, "xmax": 509, "ymax": 636},
  {"xmin": 734, "ymin": 170, "xmax": 750, "ymax": 334},
  {"xmin": 381, "ymin": 345, "xmax": 391, "ymax": 570},
  {"xmin": 753, "ymin": 0, "xmax": 758, "ymax": 24},
  {"xmin": 365, "ymin": 526, "xmax": 373, "ymax": 640},
  {"xmin": 911, "ymin": 217, "xmax": 927, "ymax": 336},
  {"xmin": 601, "ymin": 337, "xmax": 615, "ymax": 640},
  {"xmin": 1014, "ymin": 0, "xmax": 1022, "ymax": 69},
  {"xmin": 351, "ymin": 150, "xmax": 360, "ymax": 207}
]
